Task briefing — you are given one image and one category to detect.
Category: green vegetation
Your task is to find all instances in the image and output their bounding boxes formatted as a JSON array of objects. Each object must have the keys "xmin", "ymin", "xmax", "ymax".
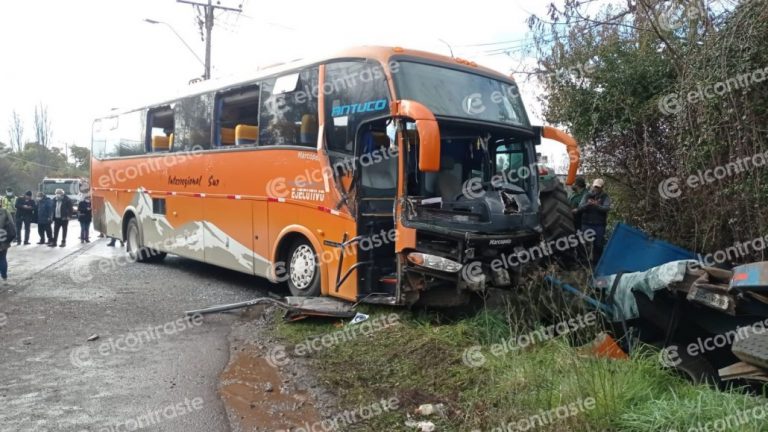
[
  {"xmin": 1, "ymin": 103, "xmax": 89, "ymax": 193},
  {"xmin": 528, "ymin": 0, "xmax": 768, "ymax": 258},
  {"xmin": 275, "ymin": 304, "xmax": 768, "ymax": 431}
]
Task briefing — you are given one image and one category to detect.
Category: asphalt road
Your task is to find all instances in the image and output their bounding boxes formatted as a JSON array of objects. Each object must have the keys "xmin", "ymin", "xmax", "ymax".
[{"xmin": 0, "ymin": 225, "xmax": 277, "ymax": 432}]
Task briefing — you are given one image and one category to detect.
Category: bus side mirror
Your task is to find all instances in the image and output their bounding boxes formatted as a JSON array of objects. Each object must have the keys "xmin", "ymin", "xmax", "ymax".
[
  {"xmin": 391, "ymin": 100, "xmax": 441, "ymax": 172},
  {"xmin": 539, "ymin": 126, "xmax": 580, "ymax": 186}
]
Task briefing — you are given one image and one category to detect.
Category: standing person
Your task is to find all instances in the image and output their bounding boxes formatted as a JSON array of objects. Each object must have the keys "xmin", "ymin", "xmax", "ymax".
[
  {"xmin": 35, "ymin": 192, "xmax": 53, "ymax": 244},
  {"xmin": 1, "ymin": 188, "xmax": 16, "ymax": 222},
  {"xmin": 77, "ymin": 195, "xmax": 92, "ymax": 243},
  {"xmin": 14, "ymin": 191, "xmax": 35, "ymax": 246},
  {"xmin": 577, "ymin": 179, "xmax": 612, "ymax": 264},
  {"xmin": 0, "ymin": 204, "xmax": 16, "ymax": 284},
  {"xmin": 569, "ymin": 177, "xmax": 588, "ymax": 231},
  {"xmin": 51, "ymin": 188, "xmax": 73, "ymax": 247}
]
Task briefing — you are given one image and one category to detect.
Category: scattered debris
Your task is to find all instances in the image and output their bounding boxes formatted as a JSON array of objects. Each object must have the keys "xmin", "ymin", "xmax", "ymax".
[
  {"xmin": 405, "ymin": 419, "xmax": 436, "ymax": 431},
  {"xmin": 554, "ymin": 223, "xmax": 768, "ymax": 386},
  {"xmin": 184, "ymin": 296, "xmax": 356, "ymax": 321},
  {"xmin": 718, "ymin": 362, "xmax": 768, "ymax": 382},
  {"xmin": 283, "ymin": 297, "xmax": 356, "ymax": 321},
  {"xmin": 578, "ymin": 332, "xmax": 628, "ymax": 360},
  {"xmin": 414, "ymin": 403, "xmax": 446, "ymax": 417},
  {"xmin": 348, "ymin": 312, "xmax": 370, "ymax": 325}
]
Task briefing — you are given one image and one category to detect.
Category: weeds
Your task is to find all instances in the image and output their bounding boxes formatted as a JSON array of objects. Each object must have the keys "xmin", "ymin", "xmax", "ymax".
[{"xmin": 273, "ymin": 276, "xmax": 767, "ymax": 431}]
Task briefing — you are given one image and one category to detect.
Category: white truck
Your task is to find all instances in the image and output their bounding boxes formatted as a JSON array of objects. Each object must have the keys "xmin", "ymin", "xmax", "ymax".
[{"xmin": 38, "ymin": 177, "xmax": 90, "ymax": 219}]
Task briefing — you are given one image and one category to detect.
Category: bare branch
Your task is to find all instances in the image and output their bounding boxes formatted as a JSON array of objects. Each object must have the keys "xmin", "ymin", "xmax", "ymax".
[
  {"xmin": 33, "ymin": 103, "xmax": 53, "ymax": 148},
  {"xmin": 8, "ymin": 110, "xmax": 24, "ymax": 152}
]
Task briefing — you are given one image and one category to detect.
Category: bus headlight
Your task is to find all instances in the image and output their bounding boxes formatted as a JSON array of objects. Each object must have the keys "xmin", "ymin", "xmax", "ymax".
[{"xmin": 407, "ymin": 252, "xmax": 462, "ymax": 273}]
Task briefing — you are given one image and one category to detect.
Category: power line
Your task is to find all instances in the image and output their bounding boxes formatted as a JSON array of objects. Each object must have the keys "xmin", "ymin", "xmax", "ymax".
[{"xmin": 456, "ymin": 37, "xmax": 536, "ymax": 48}]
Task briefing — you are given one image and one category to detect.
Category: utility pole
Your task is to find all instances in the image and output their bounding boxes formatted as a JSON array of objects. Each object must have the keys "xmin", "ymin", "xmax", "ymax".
[
  {"xmin": 204, "ymin": 1, "xmax": 213, "ymax": 80},
  {"xmin": 176, "ymin": 0, "xmax": 242, "ymax": 80}
]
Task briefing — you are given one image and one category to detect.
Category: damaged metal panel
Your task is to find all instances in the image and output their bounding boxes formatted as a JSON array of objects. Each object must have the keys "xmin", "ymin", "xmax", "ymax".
[
  {"xmin": 731, "ymin": 262, "xmax": 768, "ymax": 292},
  {"xmin": 732, "ymin": 325, "xmax": 768, "ymax": 370}
]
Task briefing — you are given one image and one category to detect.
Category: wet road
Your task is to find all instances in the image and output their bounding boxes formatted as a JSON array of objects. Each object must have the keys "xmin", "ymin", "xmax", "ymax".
[{"xmin": 0, "ymin": 226, "xmax": 275, "ymax": 431}]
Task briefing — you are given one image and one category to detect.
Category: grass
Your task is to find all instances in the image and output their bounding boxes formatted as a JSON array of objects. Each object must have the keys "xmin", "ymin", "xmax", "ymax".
[{"xmin": 274, "ymin": 295, "xmax": 768, "ymax": 431}]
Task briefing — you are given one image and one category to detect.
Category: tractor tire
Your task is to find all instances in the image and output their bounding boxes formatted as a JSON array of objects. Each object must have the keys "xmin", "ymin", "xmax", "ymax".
[{"xmin": 540, "ymin": 182, "xmax": 576, "ymax": 242}]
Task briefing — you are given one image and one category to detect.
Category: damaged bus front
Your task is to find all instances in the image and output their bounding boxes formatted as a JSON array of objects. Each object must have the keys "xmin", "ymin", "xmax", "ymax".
[{"xmin": 346, "ymin": 56, "xmax": 580, "ymax": 306}]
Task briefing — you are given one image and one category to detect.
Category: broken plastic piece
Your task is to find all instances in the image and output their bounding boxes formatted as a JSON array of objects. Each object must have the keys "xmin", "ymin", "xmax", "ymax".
[
  {"xmin": 349, "ymin": 312, "xmax": 370, "ymax": 325},
  {"xmin": 405, "ymin": 420, "xmax": 436, "ymax": 431},
  {"xmin": 415, "ymin": 403, "xmax": 446, "ymax": 417},
  {"xmin": 579, "ymin": 332, "xmax": 628, "ymax": 360}
]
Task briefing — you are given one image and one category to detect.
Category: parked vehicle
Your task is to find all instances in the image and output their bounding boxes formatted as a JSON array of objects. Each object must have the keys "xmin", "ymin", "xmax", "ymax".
[{"xmin": 39, "ymin": 177, "xmax": 89, "ymax": 219}]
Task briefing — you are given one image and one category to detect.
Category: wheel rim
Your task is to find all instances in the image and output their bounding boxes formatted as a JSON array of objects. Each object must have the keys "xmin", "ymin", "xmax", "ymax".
[{"xmin": 290, "ymin": 244, "xmax": 316, "ymax": 290}]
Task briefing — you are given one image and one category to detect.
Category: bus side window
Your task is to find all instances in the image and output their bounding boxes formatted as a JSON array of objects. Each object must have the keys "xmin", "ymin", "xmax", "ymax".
[
  {"xmin": 216, "ymin": 86, "xmax": 260, "ymax": 147},
  {"xmin": 174, "ymin": 92, "xmax": 214, "ymax": 152},
  {"xmin": 259, "ymin": 66, "xmax": 319, "ymax": 147},
  {"xmin": 147, "ymin": 107, "xmax": 174, "ymax": 153}
]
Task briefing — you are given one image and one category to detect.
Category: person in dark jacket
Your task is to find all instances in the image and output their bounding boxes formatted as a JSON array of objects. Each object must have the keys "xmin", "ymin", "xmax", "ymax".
[
  {"xmin": 14, "ymin": 191, "xmax": 35, "ymax": 246},
  {"xmin": 569, "ymin": 176, "xmax": 588, "ymax": 231},
  {"xmin": 0, "ymin": 206, "xmax": 16, "ymax": 283},
  {"xmin": 50, "ymin": 188, "xmax": 73, "ymax": 247},
  {"xmin": 77, "ymin": 195, "xmax": 92, "ymax": 243},
  {"xmin": 576, "ymin": 178, "xmax": 612, "ymax": 264},
  {"xmin": 35, "ymin": 192, "xmax": 53, "ymax": 245}
]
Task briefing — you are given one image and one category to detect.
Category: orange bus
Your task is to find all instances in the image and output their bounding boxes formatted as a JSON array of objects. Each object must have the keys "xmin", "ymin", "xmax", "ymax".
[{"xmin": 91, "ymin": 46, "xmax": 579, "ymax": 307}]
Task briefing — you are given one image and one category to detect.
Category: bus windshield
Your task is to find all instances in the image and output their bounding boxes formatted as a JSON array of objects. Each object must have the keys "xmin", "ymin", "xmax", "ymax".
[{"xmin": 393, "ymin": 61, "xmax": 529, "ymax": 127}]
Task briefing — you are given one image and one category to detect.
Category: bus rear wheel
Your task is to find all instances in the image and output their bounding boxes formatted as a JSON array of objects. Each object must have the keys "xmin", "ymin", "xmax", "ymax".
[
  {"xmin": 286, "ymin": 239, "xmax": 321, "ymax": 297},
  {"xmin": 126, "ymin": 217, "xmax": 166, "ymax": 263}
]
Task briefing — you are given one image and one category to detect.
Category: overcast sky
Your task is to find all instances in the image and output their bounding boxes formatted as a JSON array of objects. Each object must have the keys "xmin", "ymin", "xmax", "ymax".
[{"xmin": 0, "ymin": 0, "xmax": 571, "ymax": 164}]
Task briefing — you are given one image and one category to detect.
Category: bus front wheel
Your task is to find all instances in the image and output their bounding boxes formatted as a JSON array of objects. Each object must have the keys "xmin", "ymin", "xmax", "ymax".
[
  {"xmin": 126, "ymin": 217, "xmax": 167, "ymax": 263},
  {"xmin": 286, "ymin": 238, "xmax": 321, "ymax": 297}
]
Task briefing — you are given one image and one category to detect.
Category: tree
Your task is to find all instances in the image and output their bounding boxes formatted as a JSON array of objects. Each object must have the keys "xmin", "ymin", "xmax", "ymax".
[
  {"xmin": 527, "ymin": 0, "xmax": 766, "ymax": 258},
  {"xmin": 70, "ymin": 145, "xmax": 91, "ymax": 171},
  {"xmin": 8, "ymin": 109, "xmax": 24, "ymax": 153},
  {"xmin": 33, "ymin": 103, "xmax": 53, "ymax": 148}
]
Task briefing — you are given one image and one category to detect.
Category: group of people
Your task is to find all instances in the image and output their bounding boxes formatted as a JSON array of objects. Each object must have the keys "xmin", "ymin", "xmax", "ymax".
[
  {"xmin": 0, "ymin": 188, "xmax": 93, "ymax": 283},
  {"xmin": 569, "ymin": 177, "xmax": 612, "ymax": 264},
  {"xmin": 1, "ymin": 187, "xmax": 93, "ymax": 247}
]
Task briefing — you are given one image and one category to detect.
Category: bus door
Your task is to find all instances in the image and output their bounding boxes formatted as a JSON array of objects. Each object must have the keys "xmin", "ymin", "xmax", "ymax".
[
  {"xmin": 323, "ymin": 60, "xmax": 394, "ymax": 301},
  {"xmin": 354, "ymin": 119, "xmax": 398, "ymax": 298}
]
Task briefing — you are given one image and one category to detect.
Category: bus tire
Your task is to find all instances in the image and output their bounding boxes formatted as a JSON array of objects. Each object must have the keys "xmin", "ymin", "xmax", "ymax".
[
  {"xmin": 126, "ymin": 217, "xmax": 166, "ymax": 263},
  {"xmin": 286, "ymin": 238, "xmax": 321, "ymax": 297}
]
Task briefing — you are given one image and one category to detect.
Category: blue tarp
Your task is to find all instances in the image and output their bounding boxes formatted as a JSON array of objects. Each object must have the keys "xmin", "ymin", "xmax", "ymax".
[{"xmin": 595, "ymin": 223, "xmax": 696, "ymax": 277}]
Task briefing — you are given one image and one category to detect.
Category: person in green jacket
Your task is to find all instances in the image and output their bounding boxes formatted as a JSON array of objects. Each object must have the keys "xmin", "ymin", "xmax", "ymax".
[
  {"xmin": 569, "ymin": 177, "xmax": 587, "ymax": 230},
  {"xmin": 1, "ymin": 188, "xmax": 16, "ymax": 220}
]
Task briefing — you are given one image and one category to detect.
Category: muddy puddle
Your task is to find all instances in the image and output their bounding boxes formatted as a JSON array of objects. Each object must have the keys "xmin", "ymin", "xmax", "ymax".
[{"xmin": 219, "ymin": 347, "xmax": 322, "ymax": 431}]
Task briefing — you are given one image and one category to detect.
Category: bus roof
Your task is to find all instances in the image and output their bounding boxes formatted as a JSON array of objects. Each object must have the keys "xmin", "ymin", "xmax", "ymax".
[{"xmin": 96, "ymin": 46, "xmax": 514, "ymax": 119}]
